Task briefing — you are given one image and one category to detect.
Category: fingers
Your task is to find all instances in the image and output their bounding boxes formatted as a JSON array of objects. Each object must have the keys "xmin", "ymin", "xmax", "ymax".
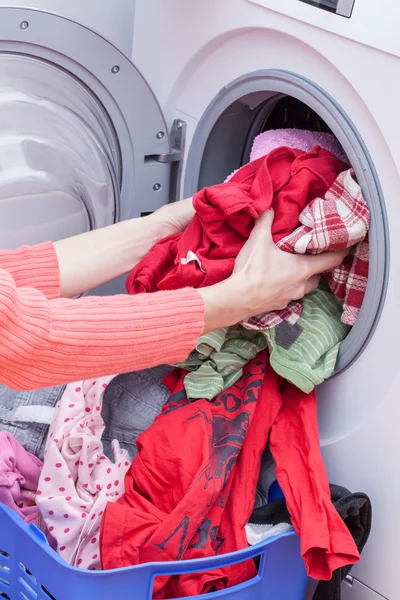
[
  {"xmin": 299, "ymin": 249, "xmax": 348, "ymax": 277},
  {"xmin": 304, "ymin": 275, "xmax": 320, "ymax": 295}
]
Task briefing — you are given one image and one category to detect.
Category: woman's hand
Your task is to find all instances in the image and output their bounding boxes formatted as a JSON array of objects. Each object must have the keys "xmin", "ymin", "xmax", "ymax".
[
  {"xmin": 150, "ymin": 198, "xmax": 195, "ymax": 238},
  {"xmin": 54, "ymin": 198, "xmax": 195, "ymax": 298},
  {"xmin": 231, "ymin": 210, "xmax": 344, "ymax": 315},
  {"xmin": 198, "ymin": 210, "xmax": 347, "ymax": 334}
]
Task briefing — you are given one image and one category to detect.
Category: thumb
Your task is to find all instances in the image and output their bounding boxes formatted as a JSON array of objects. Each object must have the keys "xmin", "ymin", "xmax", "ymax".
[
  {"xmin": 250, "ymin": 209, "xmax": 274, "ymax": 245},
  {"xmin": 299, "ymin": 249, "xmax": 349, "ymax": 277}
]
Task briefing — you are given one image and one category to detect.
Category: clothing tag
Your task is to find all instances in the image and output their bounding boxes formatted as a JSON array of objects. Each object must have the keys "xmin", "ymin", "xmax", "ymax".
[
  {"xmin": 286, "ymin": 311, "xmax": 302, "ymax": 326},
  {"xmin": 21, "ymin": 489, "xmax": 37, "ymax": 506},
  {"xmin": 275, "ymin": 321, "xmax": 303, "ymax": 350},
  {"xmin": 180, "ymin": 251, "xmax": 206, "ymax": 273},
  {"xmin": 13, "ymin": 405, "xmax": 56, "ymax": 425}
]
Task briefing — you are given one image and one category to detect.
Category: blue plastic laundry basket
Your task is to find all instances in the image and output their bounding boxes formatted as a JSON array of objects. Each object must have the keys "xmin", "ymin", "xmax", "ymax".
[{"xmin": 0, "ymin": 503, "xmax": 307, "ymax": 600}]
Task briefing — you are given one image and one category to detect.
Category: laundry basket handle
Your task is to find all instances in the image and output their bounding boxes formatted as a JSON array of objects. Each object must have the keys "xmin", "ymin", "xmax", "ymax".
[{"xmin": 137, "ymin": 532, "xmax": 304, "ymax": 600}]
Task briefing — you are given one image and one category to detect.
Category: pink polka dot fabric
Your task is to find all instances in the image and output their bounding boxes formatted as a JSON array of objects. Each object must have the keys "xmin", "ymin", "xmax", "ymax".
[{"xmin": 36, "ymin": 376, "xmax": 130, "ymax": 570}]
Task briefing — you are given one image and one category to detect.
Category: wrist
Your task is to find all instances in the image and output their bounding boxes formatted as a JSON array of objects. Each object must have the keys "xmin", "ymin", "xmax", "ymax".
[
  {"xmin": 144, "ymin": 212, "xmax": 174, "ymax": 243},
  {"xmin": 198, "ymin": 276, "xmax": 248, "ymax": 334},
  {"xmin": 122, "ymin": 214, "xmax": 165, "ymax": 261}
]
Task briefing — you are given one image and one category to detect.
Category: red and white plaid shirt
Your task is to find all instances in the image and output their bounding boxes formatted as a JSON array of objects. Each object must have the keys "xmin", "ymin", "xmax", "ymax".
[{"xmin": 243, "ymin": 168, "xmax": 370, "ymax": 331}]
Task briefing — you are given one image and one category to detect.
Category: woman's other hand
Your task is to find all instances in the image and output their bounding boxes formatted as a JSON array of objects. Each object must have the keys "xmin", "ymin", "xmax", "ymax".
[
  {"xmin": 199, "ymin": 210, "xmax": 348, "ymax": 334},
  {"xmin": 151, "ymin": 198, "xmax": 195, "ymax": 238},
  {"xmin": 54, "ymin": 198, "xmax": 195, "ymax": 298}
]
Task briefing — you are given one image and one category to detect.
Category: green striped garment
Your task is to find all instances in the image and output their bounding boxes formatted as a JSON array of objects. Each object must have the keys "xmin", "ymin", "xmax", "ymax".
[
  {"xmin": 178, "ymin": 284, "xmax": 350, "ymax": 399},
  {"xmin": 266, "ymin": 284, "xmax": 350, "ymax": 394},
  {"xmin": 177, "ymin": 326, "xmax": 267, "ymax": 400}
]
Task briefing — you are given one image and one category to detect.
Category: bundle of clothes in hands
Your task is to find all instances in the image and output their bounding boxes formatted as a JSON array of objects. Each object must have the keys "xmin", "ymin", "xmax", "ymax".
[{"xmin": 0, "ymin": 129, "xmax": 372, "ymax": 600}]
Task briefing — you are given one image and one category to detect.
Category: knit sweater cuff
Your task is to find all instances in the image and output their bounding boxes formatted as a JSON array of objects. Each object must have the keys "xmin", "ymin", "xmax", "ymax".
[{"xmin": 0, "ymin": 242, "xmax": 60, "ymax": 299}]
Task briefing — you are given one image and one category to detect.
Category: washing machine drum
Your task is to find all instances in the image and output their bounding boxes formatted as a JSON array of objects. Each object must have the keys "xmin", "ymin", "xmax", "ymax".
[{"xmin": 0, "ymin": 7, "xmax": 178, "ymax": 249}]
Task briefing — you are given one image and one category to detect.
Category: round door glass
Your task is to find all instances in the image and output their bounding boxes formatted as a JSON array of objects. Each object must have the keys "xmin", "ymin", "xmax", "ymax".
[{"xmin": 0, "ymin": 53, "xmax": 121, "ymax": 249}]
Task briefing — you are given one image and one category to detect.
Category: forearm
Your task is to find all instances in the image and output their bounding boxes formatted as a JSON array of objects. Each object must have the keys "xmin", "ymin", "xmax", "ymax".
[
  {"xmin": 198, "ymin": 279, "xmax": 248, "ymax": 334},
  {"xmin": 0, "ymin": 268, "xmax": 204, "ymax": 391},
  {"xmin": 53, "ymin": 215, "xmax": 165, "ymax": 298},
  {"xmin": 0, "ymin": 242, "xmax": 60, "ymax": 299}
]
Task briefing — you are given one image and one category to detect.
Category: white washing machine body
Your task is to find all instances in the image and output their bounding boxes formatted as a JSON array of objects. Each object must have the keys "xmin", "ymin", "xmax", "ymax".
[
  {"xmin": 0, "ymin": 0, "xmax": 397, "ymax": 598},
  {"xmin": 129, "ymin": 2, "xmax": 400, "ymax": 599}
]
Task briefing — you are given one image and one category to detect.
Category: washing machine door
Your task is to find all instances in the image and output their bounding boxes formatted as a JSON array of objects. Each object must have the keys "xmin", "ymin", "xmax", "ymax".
[{"xmin": 0, "ymin": 7, "xmax": 181, "ymax": 249}]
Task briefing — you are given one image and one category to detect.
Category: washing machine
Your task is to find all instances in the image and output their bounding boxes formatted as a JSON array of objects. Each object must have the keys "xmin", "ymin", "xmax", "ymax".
[
  {"xmin": 0, "ymin": 0, "xmax": 396, "ymax": 598},
  {"xmin": 130, "ymin": 2, "xmax": 399, "ymax": 598}
]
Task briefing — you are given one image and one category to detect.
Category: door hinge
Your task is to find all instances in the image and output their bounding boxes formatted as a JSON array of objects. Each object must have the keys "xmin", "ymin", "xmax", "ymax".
[
  {"xmin": 147, "ymin": 119, "xmax": 185, "ymax": 164},
  {"xmin": 145, "ymin": 119, "xmax": 186, "ymax": 202}
]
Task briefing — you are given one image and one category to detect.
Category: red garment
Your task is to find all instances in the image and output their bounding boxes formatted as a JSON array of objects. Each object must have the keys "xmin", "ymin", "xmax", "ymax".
[
  {"xmin": 270, "ymin": 382, "xmax": 359, "ymax": 579},
  {"xmin": 126, "ymin": 146, "xmax": 347, "ymax": 295},
  {"xmin": 100, "ymin": 354, "xmax": 359, "ymax": 597}
]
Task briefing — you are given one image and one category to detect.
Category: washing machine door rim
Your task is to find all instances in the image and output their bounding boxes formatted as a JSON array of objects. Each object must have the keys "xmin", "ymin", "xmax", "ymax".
[{"xmin": 183, "ymin": 68, "xmax": 389, "ymax": 376}]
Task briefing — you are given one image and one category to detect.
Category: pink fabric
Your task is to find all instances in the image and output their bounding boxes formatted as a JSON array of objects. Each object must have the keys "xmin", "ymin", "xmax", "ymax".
[
  {"xmin": 37, "ymin": 377, "xmax": 130, "ymax": 570},
  {"xmin": 0, "ymin": 431, "xmax": 43, "ymax": 524},
  {"xmin": 250, "ymin": 129, "xmax": 348, "ymax": 164},
  {"xmin": 243, "ymin": 169, "xmax": 369, "ymax": 330}
]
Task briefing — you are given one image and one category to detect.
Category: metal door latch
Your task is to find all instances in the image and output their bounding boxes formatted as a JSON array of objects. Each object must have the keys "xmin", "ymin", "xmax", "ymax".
[{"xmin": 146, "ymin": 119, "xmax": 187, "ymax": 202}]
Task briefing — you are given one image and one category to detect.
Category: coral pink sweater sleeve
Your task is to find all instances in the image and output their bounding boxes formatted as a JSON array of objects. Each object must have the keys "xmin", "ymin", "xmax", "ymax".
[{"xmin": 0, "ymin": 242, "xmax": 204, "ymax": 391}]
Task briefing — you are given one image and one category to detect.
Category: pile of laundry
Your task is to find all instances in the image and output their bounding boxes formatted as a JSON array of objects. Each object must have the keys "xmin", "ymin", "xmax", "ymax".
[{"xmin": 0, "ymin": 129, "xmax": 372, "ymax": 600}]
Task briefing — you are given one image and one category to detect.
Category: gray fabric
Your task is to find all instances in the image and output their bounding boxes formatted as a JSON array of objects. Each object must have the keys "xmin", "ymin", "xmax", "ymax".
[
  {"xmin": 248, "ymin": 450, "xmax": 294, "ymax": 545},
  {"xmin": 253, "ymin": 446, "xmax": 277, "ymax": 510},
  {"xmin": 275, "ymin": 320, "xmax": 303, "ymax": 350},
  {"xmin": 0, "ymin": 365, "xmax": 172, "ymax": 462},
  {"xmin": 101, "ymin": 365, "xmax": 172, "ymax": 460},
  {"xmin": 0, "ymin": 384, "xmax": 65, "ymax": 460}
]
